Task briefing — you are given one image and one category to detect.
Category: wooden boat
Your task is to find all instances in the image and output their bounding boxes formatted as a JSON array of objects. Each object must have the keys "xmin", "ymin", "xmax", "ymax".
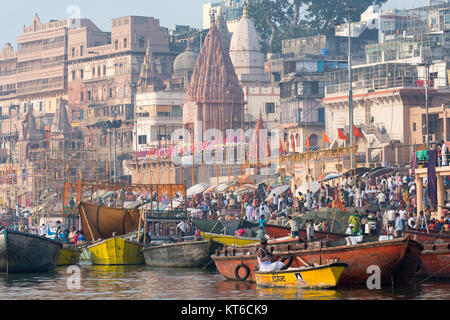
[
  {"xmin": 201, "ymin": 232, "xmax": 260, "ymax": 247},
  {"xmin": 403, "ymin": 229, "xmax": 450, "ymax": 244},
  {"xmin": 57, "ymin": 245, "xmax": 82, "ymax": 266},
  {"xmin": 211, "ymin": 236, "xmax": 423, "ymax": 285},
  {"xmin": 0, "ymin": 229, "xmax": 62, "ymax": 273},
  {"xmin": 255, "ymin": 262, "xmax": 348, "ymax": 289},
  {"xmin": 415, "ymin": 242, "xmax": 450, "ymax": 279},
  {"xmin": 265, "ymin": 224, "xmax": 346, "ymax": 241},
  {"xmin": 88, "ymin": 236, "xmax": 144, "ymax": 265},
  {"xmin": 403, "ymin": 229, "xmax": 449, "ymax": 278},
  {"xmin": 142, "ymin": 239, "xmax": 223, "ymax": 268},
  {"xmin": 79, "ymin": 202, "xmax": 141, "ymax": 241}
]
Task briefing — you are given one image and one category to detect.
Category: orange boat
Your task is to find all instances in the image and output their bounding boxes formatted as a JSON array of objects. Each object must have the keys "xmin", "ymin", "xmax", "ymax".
[
  {"xmin": 265, "ymin": 224, "xmax": 345, "ymax": 241},
  {"xmin": 211, "ymin": 236, "xmax": 423, "ymax": 285},
  {"xmin": 403, "ymin": 229, "xmax": 450, "ymax": 244},
  {"xmin": 415, "ymin": 242, "xmax": 450, "ymax": 279}
]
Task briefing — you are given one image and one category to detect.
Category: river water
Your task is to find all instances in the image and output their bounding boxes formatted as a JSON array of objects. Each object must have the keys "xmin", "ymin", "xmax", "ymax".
[{"xmin": 0, "ymin": 263, "xmax": 448, "ymax": 300}]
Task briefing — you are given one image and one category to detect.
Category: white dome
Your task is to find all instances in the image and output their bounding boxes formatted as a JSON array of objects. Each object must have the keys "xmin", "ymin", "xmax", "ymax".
[{"xmin": 229, "ymin": 15, "xmax": 266, "ymax": 79}]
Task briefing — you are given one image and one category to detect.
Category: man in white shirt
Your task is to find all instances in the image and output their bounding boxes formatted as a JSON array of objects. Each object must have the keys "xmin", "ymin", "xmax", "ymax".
[
  {"xmin": 177, "ymin": 221, "xmax": 186, "ymax": 239},
  {"xmin": 345, "ymin": 224, "xmax": 354, "ymax": 235},
  {"xmin": 246, "ymin": 204, "xmax": 255, "ymax": 221}
]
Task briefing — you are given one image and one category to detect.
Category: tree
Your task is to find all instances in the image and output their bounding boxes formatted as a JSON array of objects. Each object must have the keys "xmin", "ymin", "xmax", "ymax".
[
  {"xmin": 248, "ymin": 0, "xmax": 291, "ymax": 53},
  {"xmin": 304, "ymin": 0, "xmax": 388, "ymax": 36},
  {"xmin": 247, "ymin": 0, "xmax": 388, "ymax": 53}
]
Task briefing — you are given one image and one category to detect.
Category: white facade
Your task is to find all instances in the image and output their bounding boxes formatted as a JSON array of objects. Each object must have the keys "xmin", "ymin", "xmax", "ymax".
[
  {"xmin": 135, "ymin": 90, "xmax": 185, "ymax": 152},
  {"xmin": 244, "ymin": 86, "xmax": 280, "ymax": 130}
]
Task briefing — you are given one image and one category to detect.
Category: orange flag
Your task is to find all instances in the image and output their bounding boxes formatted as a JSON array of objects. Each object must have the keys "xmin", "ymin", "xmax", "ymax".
[
  {"xmin": 306, "ymin": 135, "xmax": 310, "ymax": 150},
  {"xmin": 353, "ymin": 125, "xmax": 364, "ymax": 138},
  {"xmin": 291, "ymin": 135, "xmax": 296, "ymax": 153},
  {"xmin": 267, "ymin": 139, "xmax": 271, "ymax": 158},
  {"xmin": 337, "ymin": 129, "xmax": 349, "ymax": 141},
  {"xmin": 279, "ymin": 138, "xmax": 284, "ymax": 155},
  {"xmin": 322, "ymin": 130, "xmax": 331, "ymax": 144}
]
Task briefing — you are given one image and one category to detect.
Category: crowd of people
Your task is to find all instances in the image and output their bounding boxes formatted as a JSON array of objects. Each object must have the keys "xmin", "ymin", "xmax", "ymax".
[{"xmin": 184, "ymin": 168, "xmax": 450, "ymax": 238}]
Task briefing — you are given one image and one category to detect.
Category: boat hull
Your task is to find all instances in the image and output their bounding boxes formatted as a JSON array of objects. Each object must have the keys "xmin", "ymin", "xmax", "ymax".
[
  {"xmin": 143, "ymin": 240, "xmax": 223, "ymax": 268},
  {"xmin": 255, "ymin": 263, "xmax": 348, "ymax": 289},
  {"xmin": 0, "ymin": 230, "xmax": 62, "ymax": 273},
  {"xmin": 57, "ymin": 246, "xmax": 82, "ymax": 266},
  {"xmin": 404, "ymin": 229, "xmax": 450, "ymax": 244},
  {"xmin": 201, "ymin": 232, "xmax": 259, "ymax": 247},
  {"xmin": 265, "ymin": 224, "xmax": 346, "ymax": 241},
  {"xmin": 88, "ymin": 237, "xmax": 144, "ymax": 265},
  {"xmin": 212, "ymin": 237, "xmax": 423, "ymax": 285},
  {"xmin": 416, "ymin": 243, "xmax": 450, "ymax": 279}
]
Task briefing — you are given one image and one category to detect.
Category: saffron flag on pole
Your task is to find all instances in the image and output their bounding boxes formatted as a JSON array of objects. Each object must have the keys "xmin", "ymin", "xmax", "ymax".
[
  {"xmin": 353, "ymin": 125, "xmax": 364, "ymax": 138},
  {"xmin": 291, "ymin": 135, "xmax": 296, "ymax": 153},
  {"xmin": 337, "ymin": 129, "xmax": 348, "ymax": 141},
  {"xmin": 279, "ymin": 138, "xmax": 284, "ymax": 155},
  {"xmin": 306, "ymin": 135, "xmax": 310, "ymax": 151},
  {"xmin": 322, "ymin": 130, "xmax": 331, "ymax": 144}
]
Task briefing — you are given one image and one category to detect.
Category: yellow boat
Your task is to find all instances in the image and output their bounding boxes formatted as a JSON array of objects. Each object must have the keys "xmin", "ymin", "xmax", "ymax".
[
  {"xmin": 255, "ymin": 263, "xmax": 348, "ymax": 289},
  {"xmin": 57, "ymin": 246, "xmax": 82, "ymax": 266},
  {"xmin": 201, "ymin": 232, "xmax": 259, "ymax": 247},
  {"xmin": 88, "ymin": 237, "xmax": 144, "ymax": 265}
]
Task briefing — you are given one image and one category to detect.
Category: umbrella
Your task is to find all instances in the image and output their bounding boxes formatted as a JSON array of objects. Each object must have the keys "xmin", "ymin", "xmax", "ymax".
[
  {"xmin": 296, "ymin": 182, "xmax": 321, "ymax": 196},
  {"xmin": 216, "ymin": 183, "xmax": 231, "ymax": 193},
  {"xmin": 344, "ymin": 167, "xmax": 370, "ymax": 177},
  {"xmin": 187, "ymin": 183, "xmax": 209, "ymax": 197},
  {"xmin": 267, "ymin": 185, "xmax": 290, "ymax": 199},
  {"xmin": 319, "ymin": 173, "xmax": 343, "ymax": 182},
  {"xmin": 368, "ymin": 167, "xmax": 393, "ymax": 178}
]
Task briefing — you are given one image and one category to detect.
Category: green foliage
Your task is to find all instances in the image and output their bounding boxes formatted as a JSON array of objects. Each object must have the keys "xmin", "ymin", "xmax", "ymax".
[{"xmin": 248, "ymin": 0, "xmax": 388, "ymax": 53}]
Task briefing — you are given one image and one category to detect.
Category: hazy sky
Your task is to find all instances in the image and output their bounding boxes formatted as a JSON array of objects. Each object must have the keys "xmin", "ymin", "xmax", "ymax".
[{"xmin": 0, "ymin": 0, "xmax": 429, "ymax": 48}]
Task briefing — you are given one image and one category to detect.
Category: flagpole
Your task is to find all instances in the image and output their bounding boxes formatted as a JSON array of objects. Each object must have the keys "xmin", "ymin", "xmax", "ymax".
[
  {"xmin": 322, "ymin": 138, "xmax": 325, "ymax": 187},
  {"xmin": 337, "ymin": 139, "xmax": 341, "ymax": 202},
  {"xmin": 354, "ymin": 142, "xmax": 357, "ymax": 208}
]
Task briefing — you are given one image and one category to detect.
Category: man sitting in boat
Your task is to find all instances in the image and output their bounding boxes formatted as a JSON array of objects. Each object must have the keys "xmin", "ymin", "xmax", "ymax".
[{"xmin": 257, "ymin": 238, "xmax": 289, "ymax": 272}]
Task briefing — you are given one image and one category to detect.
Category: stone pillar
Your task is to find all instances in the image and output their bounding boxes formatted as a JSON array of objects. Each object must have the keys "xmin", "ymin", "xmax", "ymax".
[
  {"xmin": 437, "ymin": 175, "xmax": 445, "ymax": 219},
  {"xmin": 416, "ymin": 175, "xmax": 424, "ymax": 214}
]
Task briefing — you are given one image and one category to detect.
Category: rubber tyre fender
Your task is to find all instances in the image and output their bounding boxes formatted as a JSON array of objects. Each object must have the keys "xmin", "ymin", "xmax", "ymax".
[
  {"xmin": 234, "ymin": 263, "xmax": 251, "ymax": 281},
  {"xmin": 281, "ymin": 255, "xmax": 294, "ymax": 269}
]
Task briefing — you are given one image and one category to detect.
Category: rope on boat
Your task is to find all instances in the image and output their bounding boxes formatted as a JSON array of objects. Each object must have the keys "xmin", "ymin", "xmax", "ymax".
[{"xmin": 416, "ymin": 264, "xmax": 450, "ymax": 286}]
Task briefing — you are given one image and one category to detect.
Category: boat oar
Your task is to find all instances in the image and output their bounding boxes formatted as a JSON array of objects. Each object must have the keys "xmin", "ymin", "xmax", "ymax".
[{"xmin": 296, "ymin": 256, "xmax": 311, "ymax": 267}]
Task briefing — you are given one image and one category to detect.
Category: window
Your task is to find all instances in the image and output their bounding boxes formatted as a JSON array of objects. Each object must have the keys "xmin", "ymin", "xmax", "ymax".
[
  {"xmin": 72, "ymin": 47, "xmax": 75, "ymax": 57},
  {"xmin": 80, "ymin": 69, "xmax": 84, "ymax": 79},
  {"xmin": 318, "ymin": 108, "xmax": 325, "ymax": 123},
  {"xmin": 87, "ymin": 90, "xmax": 92, "ymax": 101},
  {"xmin": 92, "ymin": 67, "xmax": 95, "ymax": 76},
  {"xmin": 80, "ymin": 92, "xmax": 84, "ymax": 102},
  {"xmin": 138, "ymin": 135, "xmax": 147, "ymax": 145},
  {"xmin": 413, "ymin": 122, "xmax": 416, "ymax": 132},
  {"xmin": 103, "ymin": 65, "xmax": 107, "ymax": 76},
  {"xmin": 80, "ymin": 110, "xmax": 84, "ymax": 120},
  {"xmin": 39, "ymin": 101, "xmax": 42, "ymax": 112},
  {"xmin": 172, "ymin": 105, "xmax": 182, "ymax": 117},
  {"xmin": 72, "ymin": 70, "xmax": 76, "ymax": 80},
  {"xmin": 139, "ymin": 37, "xmax": 145, "ymax": 48},
  {"xmin": 109, "ymin": 88, "xmax": 113, "ymax": 98},
  {"xmin": 80, "ymin": 45, "xmax": 84, "ymax": 57},
  {"xmin": 115, "ymin": 40, "xmax": 119, "ymax": 50},
  {"xmin": 124, "ymin": 38, "xmax": 128, "ymax": 49},
  {"xmin": 24, "ymin": 103, "xmax": 27, "ymax": 114},
  {"xmin": 265, "ymin": 102, "xmax": 275, "ymax": 114}
]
